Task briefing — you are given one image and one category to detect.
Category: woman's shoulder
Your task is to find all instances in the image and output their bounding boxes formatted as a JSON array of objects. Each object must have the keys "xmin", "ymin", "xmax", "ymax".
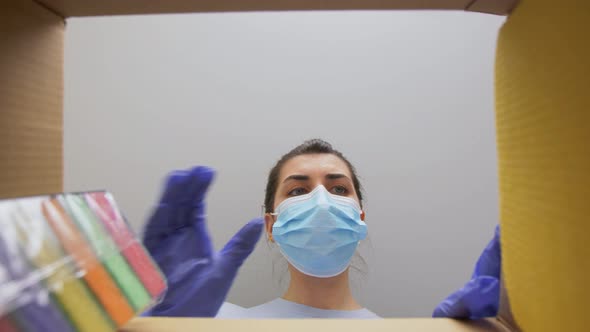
[
  {"xmin": 215, "ymin": 299, "xmax": 287, "ymax": 318},
  {"xmin": 215, "ymin": 302, "xmax": 248, "ymax": 318},
  {"xmin": 218, "ymin": 298, "xmax": 381, "ymax": 319}
]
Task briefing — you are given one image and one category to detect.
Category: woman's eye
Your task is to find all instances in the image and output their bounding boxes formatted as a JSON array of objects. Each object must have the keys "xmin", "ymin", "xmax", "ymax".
[
  {"xmin": 288, "ymin": 187, "xmax": 308, "ymax": 196},
  {"xmin": 331, "ymin": 186, "xmax": 348, "ymax": 195}
]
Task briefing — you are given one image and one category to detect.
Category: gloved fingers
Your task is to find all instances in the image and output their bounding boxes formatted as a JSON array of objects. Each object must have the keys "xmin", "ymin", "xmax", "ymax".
[
  {"xmin": 181, "ymin": 166, "xmax": 216, "ymax": 206},
  {"xmin": 433, "ymin": 276, "xmax": 499, "ymax": 319},
  {"xmin": 158, "ymin": 170, "xmax": 191, "ymax": 205},
  {"xmin": 182, "ymin": 167, "xmax": 216, "ymax": 258},
  {"xmin": 143, "ymin": 166, "xmax": 215, "ymax": 244},
  {"xmin": 190, "ymin": 207, "xmax": 214, "ymax": 259},
  {"xmin": 147, "ymin": 226, "xmax": 214, "ymax": 273},
  {"xmin": 433, "ymin": 287, "xmax": 470, "ymax": 318},
  {"xmin": 143, "ymin": 204, "xmax": 178, "ymax": 252},
  {"xmin": 472, "ymin": 224, "xmax": 501, "ymax": 279},
  {"xmin": 145, "ymin": 204, "xmax": 215, "ymax": 260},
  {"xmin": 158, "ymin": 167, "xmax": 215, "ymax": 205},
  {"xmin": 219, "ymin": 218, "xmax": 264, "ymax": 271}
]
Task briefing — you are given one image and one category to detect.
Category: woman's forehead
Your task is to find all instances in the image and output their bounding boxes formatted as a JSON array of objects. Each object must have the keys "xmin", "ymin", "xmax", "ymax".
[{"xmin": 279, "ymin": 154, "xmax": 352, "ymax": 180}]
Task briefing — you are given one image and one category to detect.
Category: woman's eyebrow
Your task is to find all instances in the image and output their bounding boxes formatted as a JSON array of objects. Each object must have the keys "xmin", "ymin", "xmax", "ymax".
[
  {"xmin": 282, "ymin": 173, "xmax": 350, "ymax": 183},
  {"xmin": 282, "ymin": 174, "xmax": 310, "ymax": 183},
  {"xmin": 325, "ymin": 173, "xmax": 350, "ymax": 181}
]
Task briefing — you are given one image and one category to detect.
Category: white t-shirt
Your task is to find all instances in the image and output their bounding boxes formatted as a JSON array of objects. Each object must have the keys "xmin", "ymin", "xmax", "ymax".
[{"xmin": 216, "ymin": 298, "xmax": 380, "ymax": 319}]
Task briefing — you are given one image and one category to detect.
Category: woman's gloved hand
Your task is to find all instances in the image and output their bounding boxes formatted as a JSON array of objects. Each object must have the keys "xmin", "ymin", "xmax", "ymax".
[
  {"xmin": 433, "ymin": 225, "xmax": 501, "ymax": 319},
  {"xmin": 142, "ymin": 166, "xmax": 264, "ymax": 317}
]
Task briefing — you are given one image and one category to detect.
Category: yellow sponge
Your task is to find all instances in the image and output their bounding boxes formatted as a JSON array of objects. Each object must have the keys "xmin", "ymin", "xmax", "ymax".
[{"xmin": 495, "ymin": 0, "xmax": 590, "ymax": 330}]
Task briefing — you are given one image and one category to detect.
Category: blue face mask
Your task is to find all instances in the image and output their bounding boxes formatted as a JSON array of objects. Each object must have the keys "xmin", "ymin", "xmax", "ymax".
[{"xmin": 271, "ymin": 185, "xmax": 367, "ymax": 278}]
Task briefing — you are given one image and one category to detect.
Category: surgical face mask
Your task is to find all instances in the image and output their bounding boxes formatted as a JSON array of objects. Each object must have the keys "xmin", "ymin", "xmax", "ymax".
[{"xmin": 271, "ymin": 185, "xmax": 367, "ymax": 278}]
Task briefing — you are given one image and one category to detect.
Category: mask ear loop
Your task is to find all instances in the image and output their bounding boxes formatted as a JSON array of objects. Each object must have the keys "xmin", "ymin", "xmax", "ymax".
[
  {"xmin": 260, "ymin": 205, "xmax": 279, "ymax": 217},
  {"xmin": 261, "ymin": 205, "xmax": 278, "ymax": 242}
]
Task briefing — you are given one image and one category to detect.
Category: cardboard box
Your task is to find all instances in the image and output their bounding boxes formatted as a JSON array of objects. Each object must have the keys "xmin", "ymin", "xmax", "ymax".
[{"xmin": 2, "ymin": 0, "xmax": 589, "ymax": 331}]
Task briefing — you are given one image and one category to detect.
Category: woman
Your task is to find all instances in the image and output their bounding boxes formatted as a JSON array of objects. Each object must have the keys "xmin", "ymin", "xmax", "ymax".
[
  {"xmin": 230, "ymin": 139, "xmax": 376, "ymax": 318},
  {"xmin": 142, "ymin": 139, "xmax": 500, "ymax": 319}
]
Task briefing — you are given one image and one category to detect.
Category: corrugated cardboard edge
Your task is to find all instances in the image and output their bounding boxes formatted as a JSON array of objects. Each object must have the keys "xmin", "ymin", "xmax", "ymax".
[
  {"xmin": 39, "ymin": 0, "xmax": 516, "ymax": 17},
  {"xmin": 467, "ymin": 0, "xmax": 518, "ymax": 15},
  {"xmin": 0, "ymin": 0, "xmax": 65, "ymax": 199},
  {"xmin": 497, "ymin": 278, "xmax": 521, "ymax": 331},
  {"xmin": 120, "ymin": 317, "xmax": 511, "ymax": 332}
]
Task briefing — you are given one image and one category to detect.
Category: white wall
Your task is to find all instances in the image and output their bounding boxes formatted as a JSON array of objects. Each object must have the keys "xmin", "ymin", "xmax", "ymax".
[{"xmin": 64, "ymin": 11, "xmax": 504, "ymax": 317}]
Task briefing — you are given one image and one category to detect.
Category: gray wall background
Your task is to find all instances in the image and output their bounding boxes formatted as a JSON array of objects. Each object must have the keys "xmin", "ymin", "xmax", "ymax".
[{"xmin": 64, "ymin": 11, "xmax": 504, "ymax": 317}]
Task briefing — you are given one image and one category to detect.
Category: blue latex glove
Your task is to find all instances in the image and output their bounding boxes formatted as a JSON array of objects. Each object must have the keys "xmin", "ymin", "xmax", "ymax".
[
  {"xmin": 433, "ymin": 225, "xmax": 501, "ymax": 319},
  {"xmin": 142, "ymin": 166, "xmax": 264, "ymax": 317}
]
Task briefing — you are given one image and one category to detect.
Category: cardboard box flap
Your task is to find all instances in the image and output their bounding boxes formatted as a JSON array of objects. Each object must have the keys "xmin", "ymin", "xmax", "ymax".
[
  {"xmin": 37, "ymin": 0, "xmax": 517, "ymax": 17},
  {"xmin": 466, "ymin": 0, "xmax": 517, "ymax": 15},
  {"xmin": 0, "ymin": 0, "xmax": 64, "ymax": 199},
  {"xmin": 495, "ymin": 0, "xmax": 590, "ymax": 330},
  {"xmin": 497, "ymin": 276, "xmax": 521, "ymax": 331},
  {"xmin": 120, "ymin": 317, "xmax": 513, "ymax": 332}
]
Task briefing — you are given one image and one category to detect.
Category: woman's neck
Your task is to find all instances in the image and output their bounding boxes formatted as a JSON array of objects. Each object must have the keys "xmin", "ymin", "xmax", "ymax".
[{"xmin": 282, "ymin": 267, "xmax": 362, "ymax": 310}]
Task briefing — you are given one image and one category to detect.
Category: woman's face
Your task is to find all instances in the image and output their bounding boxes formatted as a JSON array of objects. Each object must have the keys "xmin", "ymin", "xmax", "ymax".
[{"xmin": 265, "ymin": 153, "xmax": 361, "ymax": 237}]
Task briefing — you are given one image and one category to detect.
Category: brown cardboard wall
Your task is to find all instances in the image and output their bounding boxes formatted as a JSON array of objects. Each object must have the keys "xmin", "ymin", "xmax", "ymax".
[
  {"xmin": 121, "ymin": 317, "xmax": 510, "ymax": 332},
  {"xmin": 39, "ymin": 0, "xmax": 515, "ymax": 17},
  {"xmin": 0, "ymin": 1, "xmax": 64, "ymax": 198},
  {"xmin": 467, "ymin": 0, "xmax": 517, "ymax": 15}
]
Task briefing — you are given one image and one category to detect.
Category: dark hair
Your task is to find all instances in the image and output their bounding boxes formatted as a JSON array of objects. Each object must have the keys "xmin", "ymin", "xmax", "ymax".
[{"xmin": 264, "ymin": 139, "xmax": 363, "ymax": 213}]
